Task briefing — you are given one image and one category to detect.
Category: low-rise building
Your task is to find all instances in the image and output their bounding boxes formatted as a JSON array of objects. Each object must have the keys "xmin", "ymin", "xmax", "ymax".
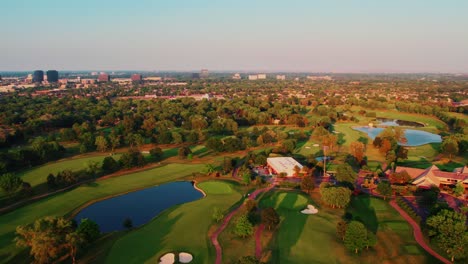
[
  {"xmin": 248, "ymin": 75, "xmax": 258, "ymax": 80},
  {"xmin": 307, "ymin": 75, "xmax": 332, "ymax": 81},
  {"xmin": 394, "ymin": 165, "xmax": 468, "ymax": 192},
  {"xmin": 267, "ymin": 157, "xmax": 303, "ymax": 177},
  {"xmin": 144, "ymin": 76, "xmax": 162, "ymax": 82}
]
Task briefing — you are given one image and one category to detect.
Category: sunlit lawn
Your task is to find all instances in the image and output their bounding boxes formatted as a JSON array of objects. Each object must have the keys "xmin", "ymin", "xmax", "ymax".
[
  {"xmin": 105, "ymin": 181, "xmax": 242, "ymax": 264},
  {"xmin": 17, "ymin": 154, "xmax": 122, "ymax": 189},
  {"xmin": 256, "ymin": 191, "xmax": 438, "ymax": 264},
  {"xmin": 0, "ymin": 163, "xmax": 205, "ymax": 264}
]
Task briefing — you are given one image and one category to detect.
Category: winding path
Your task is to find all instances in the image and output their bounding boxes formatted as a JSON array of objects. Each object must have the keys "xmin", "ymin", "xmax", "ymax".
[
  {"xmin": 210, "ymin": 185, "xmax": 274, "ymax": 264},
  {"xmin": 389, "ymin": 200, "xmax": 451, "ymax": 264}
]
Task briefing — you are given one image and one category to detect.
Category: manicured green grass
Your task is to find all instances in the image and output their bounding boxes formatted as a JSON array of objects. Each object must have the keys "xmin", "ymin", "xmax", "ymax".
[
  {"xmin": 333, "ymin": 122, "xmax": 364, "ymax": 147},
  {"xmin": 404, "ymin": 245, "xmax": 423, "ymax": 255},
  {"xmin": 17, "ymin": 154, "xmax": 122, "ymax": 188},
  {"xmin": 371, "ymin": 109, "xmax": 447, "ymax": 130},
  {"xmin": 406, "ymin": 143, "xmax": 440, "ymax": 160},
  {"xmin": 260, "ymin": 192, "xmax": 309, "ymax": 210},
  {"xmin": 0, "ymin": 163, "xmax": 205, "ymax": 264},
  {"xmin": 384, "ymin": 221, "xmax": 411, "ymax": 231},
  {"xmin": 366, "ymin": 160, "xmax": 382, "ymax": 171},
  {"xmin": 436, "ymin": 161, "xmax": 465, "ymax": 172},
  {"xmin": 294, "ymin": 140, "xmax": 320, "ymax": 157},
  {"xmin": 260, "ymin": 191, "xmax": 342, "ymax": 264},
  {"xmin": 197, "ymin": 181, "xmax": 233, "ymax": 194},
  {"xmin": 105, "ymin": 181, "xmax": 242, "ymax": 264},
  {"xmin": 258, "ymin": 191, "xmax": 438, "ymax": 264}
]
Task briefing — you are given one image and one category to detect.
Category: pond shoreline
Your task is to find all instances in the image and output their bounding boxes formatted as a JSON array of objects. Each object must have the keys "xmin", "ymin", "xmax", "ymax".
[
  {"xmin": 352, "ymin": 126, "xmax": 442, "ymax": 146},
  {"xmin": 69, "ymin": 180, "xmax": 206, "ymax": 224}
]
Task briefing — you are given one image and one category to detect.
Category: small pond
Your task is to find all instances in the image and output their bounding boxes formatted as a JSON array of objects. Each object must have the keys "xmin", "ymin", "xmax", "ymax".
[
  {"xmin": 375, "ymin": 118, "xmax": 424, "ymax": 127},
  {"xmin": 353, "ymin": 127, "xmax": 441, "ymax": 146},
  {"xmin": 74, "ymin": 181, "xmax": 203, "ymax": 232}
]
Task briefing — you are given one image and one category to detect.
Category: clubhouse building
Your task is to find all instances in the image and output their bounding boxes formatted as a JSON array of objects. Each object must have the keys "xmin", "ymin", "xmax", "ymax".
[
  {"xmin": 266, "ymin": 157, "xmax": 303, "ymax": 177},
  {"xmin": 395, "ymin": 165, "xmax": 468, "ymax": 192}
]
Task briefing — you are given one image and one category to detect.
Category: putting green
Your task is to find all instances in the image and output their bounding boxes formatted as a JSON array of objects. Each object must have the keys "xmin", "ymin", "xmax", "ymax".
[
  {"xmin": 197, "ymin": 181, "xmax": 233, "ymax": 194},
  {"xmin": 105, "ymin": 180, "xmax": 242, "ymax": 264}
]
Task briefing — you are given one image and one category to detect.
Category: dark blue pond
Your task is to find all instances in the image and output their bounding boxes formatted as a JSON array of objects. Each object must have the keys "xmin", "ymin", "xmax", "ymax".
[
  {"xmin": 74, "ymin": 181, "xmax": 203, "ymax": 232},
  {"xmin": 353, "ymin": 127, "xmax": 442, "ymax": 146}
]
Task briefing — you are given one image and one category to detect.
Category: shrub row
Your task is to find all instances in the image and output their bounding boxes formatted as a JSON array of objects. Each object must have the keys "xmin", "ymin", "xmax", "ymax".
[{"xmin": 396, "ymin": 197, "xmax": 423, "ymax": 225}]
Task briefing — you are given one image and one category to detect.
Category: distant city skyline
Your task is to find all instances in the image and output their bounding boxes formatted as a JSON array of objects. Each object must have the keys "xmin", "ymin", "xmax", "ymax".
[{"xmin": 1, "ymin": 0, "xmax": 468, "ymax": 73}]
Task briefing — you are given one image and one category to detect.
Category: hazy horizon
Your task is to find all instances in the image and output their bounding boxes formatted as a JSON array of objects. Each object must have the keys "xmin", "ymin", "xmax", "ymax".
[{"xmin": 2, "ymin": 0, "xmax": 468, "ymax": 73}]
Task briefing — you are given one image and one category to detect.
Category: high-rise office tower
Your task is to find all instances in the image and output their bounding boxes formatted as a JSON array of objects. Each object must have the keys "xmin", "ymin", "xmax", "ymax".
[
  {"xmin": 46, "ymin": 70, "xmax": 59, "ymax": 83},
  {"xmin": 32, "ymin": 70, "xmax": 44, "ymax": 83}
]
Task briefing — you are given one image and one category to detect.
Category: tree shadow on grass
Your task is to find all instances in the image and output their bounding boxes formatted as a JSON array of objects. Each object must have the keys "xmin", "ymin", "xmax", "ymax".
[
  {"xmin": 0, "ymin": 248, "xmax": 30, "ymax": 264},
  {"xmin": 347, "ymin": 195, "xmax": 378, "ymax": 233},
  {"xmin": 294, "ymin": 140, "xmax": 307, "ymax": 151},
  {"xmin": 270, "ymin": 192, "xmax": 308, "ymax": 263},
  {"xmin": 428, "ymin": 143, "xmax": 441, "ymax": 153},
  {"xmin": 84, "ymin": 182, "xmax": 99, "ymax": 187},
  {"xmin": 162, "ymin": 148, "xmax": 178, "ymax": 159},
  {"xmin": 192, "ymin": 146, "xmax": 208, "ymax": 156}
]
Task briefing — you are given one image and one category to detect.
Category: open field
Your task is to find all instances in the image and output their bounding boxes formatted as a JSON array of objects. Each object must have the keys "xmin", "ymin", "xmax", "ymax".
[
  {"xmin": 0, "ymin": 163, "xmax": 205, "ymax": 263},
  {"xmin": 294, "ymin": 140, "xmax": 320, "ymax": 157},
  {"xmin": 375, "ymin": 111, "xmax": 445, "ymax": 131},
  {"xmin": 105, "ymin": 180, "xmax": 242, "ymax": 264},
  {"xmin": 257, "ymin": 191, "xmax": 438, "ymax": 263},
  {"xmin": 17, "ymin": 154, "xmax": 122, "ymax": 189},
  {"xmin": 333, "ymin": 122, "xmax": 364, "ymax": 147}
]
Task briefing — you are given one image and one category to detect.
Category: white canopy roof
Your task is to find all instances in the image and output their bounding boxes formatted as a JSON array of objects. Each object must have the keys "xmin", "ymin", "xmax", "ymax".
[{"xmin": 267, "ymin": 157, "xmax": 303, "ymax": 177}]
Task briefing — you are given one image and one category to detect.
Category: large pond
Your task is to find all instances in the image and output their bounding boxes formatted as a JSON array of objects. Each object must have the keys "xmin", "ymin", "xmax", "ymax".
[
  {"xmin": 375, "ymin": 118, "xmax": 424, "ymax": 127},
  {"xmin": 353, "ymin": 127, "xmax": 442, "ymax": 146},
  {"xmin": 74, "ymin": 181, "xmax": 203, "ymax": 232}
]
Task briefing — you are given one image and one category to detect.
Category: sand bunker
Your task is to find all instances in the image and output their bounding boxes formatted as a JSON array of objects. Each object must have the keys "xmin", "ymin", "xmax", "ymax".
[
  {"xmin": 159, "ymin": 253, "xmax": 175, "ymax": 264},
  {"xmin": 301, "ymin": 204, "xmax": 318, "ymax": 214},
  {"xmin": 179, "ymin": 252, "xmax": 193, "ymax": 263}
]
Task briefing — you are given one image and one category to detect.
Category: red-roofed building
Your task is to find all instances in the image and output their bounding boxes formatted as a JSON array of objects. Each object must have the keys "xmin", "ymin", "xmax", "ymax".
[{"xmin": 395, "ymin": 165, "xmax": 468, "ymax": 192}]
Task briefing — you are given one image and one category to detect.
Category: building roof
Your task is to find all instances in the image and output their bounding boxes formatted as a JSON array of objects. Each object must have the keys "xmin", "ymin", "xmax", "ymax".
[
  {"xmin": 395, "ymin": 165, "xmax": 468, "ymax": 188},
  {"xmin": 267, "ymin": 157, "xmax": 303, "ymax": 177},
  {"xmin": 395, "ymin": 166, "xmax": 426, "ymax": 179},
  {"xmin": 412, "ymin": 165, "xmax": 441, "ymax": 188}
]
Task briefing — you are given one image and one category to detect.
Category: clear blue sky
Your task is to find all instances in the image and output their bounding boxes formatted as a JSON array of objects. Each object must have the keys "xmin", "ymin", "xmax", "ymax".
[{"xmin": 1, "ymin": 0, "xmax": 468, "ymax": 72}]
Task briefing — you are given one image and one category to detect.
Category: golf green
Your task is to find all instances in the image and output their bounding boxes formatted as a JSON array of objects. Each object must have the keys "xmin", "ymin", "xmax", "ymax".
[{"xmin": 105, "ymin": 180, "xmax": 242, "ymax": 264}]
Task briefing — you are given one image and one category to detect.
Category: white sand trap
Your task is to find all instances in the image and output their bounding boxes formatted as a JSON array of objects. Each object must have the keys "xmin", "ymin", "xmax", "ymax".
[
  {"xmin": 301, "ymin": 204, "xmax": 318, "ymax": 214},
  {"xmin": 312, "ymin": 144, "xmax": 319, "ymax": 147},
  {"xmin": 159, "ymin": 253, "xmax": 175, "ymax": 264},
  {"xmin": 179, "ymin": 252, "xmax": 193, "ymax": 263}
]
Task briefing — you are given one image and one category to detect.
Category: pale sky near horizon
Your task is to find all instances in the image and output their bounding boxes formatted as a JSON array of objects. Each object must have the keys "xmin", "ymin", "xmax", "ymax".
[{"xmin": 1, "ymin": 0, "xmax": 468, "ymax": 72}]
